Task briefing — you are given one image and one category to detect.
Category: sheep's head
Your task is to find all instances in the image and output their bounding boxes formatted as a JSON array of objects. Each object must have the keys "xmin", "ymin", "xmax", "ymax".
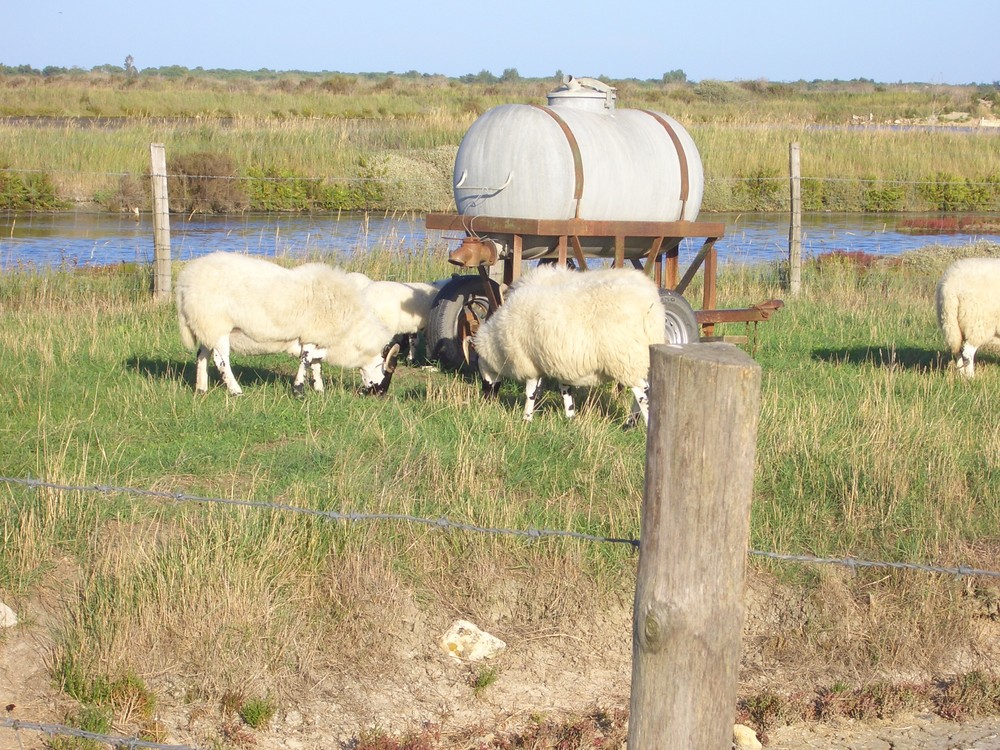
[{"xmin": 359, "ymin": 343, "xmax": 401, "ymax": 396}]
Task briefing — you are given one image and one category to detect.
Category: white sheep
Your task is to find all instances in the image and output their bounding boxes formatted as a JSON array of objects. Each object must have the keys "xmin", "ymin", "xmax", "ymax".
[
  {"xmin": 176, "ymin": 252, "xmax": 399, "ymax": 395},
  {"xmin": 470, "ymin": 265, "xmax": 667, "ymax": 424},
  {"xmin": 936, "ymin": 257, "xmax": 1000, "ymax": 378},
  {"xmin": 224, "ymin": 274, "xmax": 447, "ymax": 392},
  {"xmin": 227, "ymin": 333, "xmax": 327, "ymax": 395},
  {"xmin": 357, "ymin": 278, "xmax": 449, "ymax": 363}
]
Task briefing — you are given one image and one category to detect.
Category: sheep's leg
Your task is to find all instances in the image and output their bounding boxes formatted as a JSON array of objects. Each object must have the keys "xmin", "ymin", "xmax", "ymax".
[
  {"xmin": 212, "ymin": 335, "xmax": 243, "ymax": 395},
  {"xmin": 628, "ymin": 380, "xmax": 651, "ymax": 427},
  {"xmin": 294, "ymin": 345, "xmax": 325, "ymax": 396},
  {"xmin": 195, "ymin": 345, "xmax": 211, "ymax": 393},
  {"xmin": 309, "ymin": 347, "xmax": 326, "ymax": 392},
  {"xmin": 559, "ymin": 384, "xmax": 576, "ymax": 419},
  {"xmin": 292, "ymin": 352, "xmax": 309, "ymax": 397},
  {"xmin": 522, "ymin": 378, "xmax": 543, "ymax": 421},
  {"xmin": 407, "ymin": 333, "xmax": 418, "ymax": 364},
  {"xmin": 957, "ymin": 342, "xmax": 977, "ymax": 378}
]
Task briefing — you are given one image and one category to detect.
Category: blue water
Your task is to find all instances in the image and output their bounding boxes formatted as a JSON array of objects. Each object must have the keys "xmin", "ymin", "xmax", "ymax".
[{"xmin": 2, "ymin": 210, "xmax": 999, "ymax": 271}]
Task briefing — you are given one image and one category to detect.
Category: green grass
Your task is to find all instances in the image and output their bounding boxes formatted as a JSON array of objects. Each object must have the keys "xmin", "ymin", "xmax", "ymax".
[
  {"xmin": 3, "ymin": 72, "xmax": 1000, "ymax": 212},
  {"xmin": 1, "ymin": 242, "xmax": 999, "ymax": 740}
]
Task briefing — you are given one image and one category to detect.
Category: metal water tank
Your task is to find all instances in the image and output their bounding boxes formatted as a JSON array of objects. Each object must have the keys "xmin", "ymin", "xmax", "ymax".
[{"xmin": 453, "ymin": 76, "xmax": 704, "ymax": 224}]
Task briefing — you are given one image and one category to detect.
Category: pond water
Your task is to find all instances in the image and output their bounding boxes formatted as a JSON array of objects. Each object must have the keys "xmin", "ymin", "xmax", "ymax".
[{"xmin": 2, "ymin": 210, "xmax": 999, "ymax": 271}]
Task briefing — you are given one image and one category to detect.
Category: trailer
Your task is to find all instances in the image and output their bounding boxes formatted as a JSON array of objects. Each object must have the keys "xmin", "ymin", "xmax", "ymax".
[{"xmin": 421, "ymin": 76, "xmax": 782, "ymax": 368}]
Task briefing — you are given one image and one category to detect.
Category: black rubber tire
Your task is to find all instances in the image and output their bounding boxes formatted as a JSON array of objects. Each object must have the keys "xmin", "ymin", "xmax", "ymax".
[
  {"xmin": 659, "ymin": 289, "xmax": 700, "ymax": 344},
  {"xmin": 425, "ymin": 274, "xmax": 501, "ymax": 371}
]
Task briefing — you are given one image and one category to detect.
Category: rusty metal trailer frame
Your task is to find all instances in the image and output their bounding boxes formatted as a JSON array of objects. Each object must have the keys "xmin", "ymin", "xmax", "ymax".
[{"xmin": 425, "ymin": 213, "xmax": 782, "ymax": 339}]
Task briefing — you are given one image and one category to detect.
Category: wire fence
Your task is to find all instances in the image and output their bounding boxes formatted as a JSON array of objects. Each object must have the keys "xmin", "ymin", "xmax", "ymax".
[
  {"xmin": 0, "ymin": 718, "xmax": 197, "ymax": 750},
  {"xmin": 4, "ymin": 165, "xmax": 1000, "ymax": 214},
  {"xmin": 2, "ymin": 473, "xmax": 999, "ymax": 749},
  {"xmin": 3, "ymin": 476, "xmax": 998, "ymax": 580}
]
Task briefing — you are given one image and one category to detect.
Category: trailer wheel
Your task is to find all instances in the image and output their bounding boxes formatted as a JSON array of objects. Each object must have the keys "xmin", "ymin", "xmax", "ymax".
[
  {"xmin": 425, "ymin": 274, "xmax": 500, "ymax": 371},
  {"xmin": 659, "ymin": 289, "xmax": 700, "ymax": 344}
]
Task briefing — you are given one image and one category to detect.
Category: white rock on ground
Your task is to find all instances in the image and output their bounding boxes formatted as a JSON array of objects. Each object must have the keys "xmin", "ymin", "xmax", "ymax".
[
  {"xmin": 733, "ymin": 723, "xmax": 763, "ymax": 749},
  {"xmin": 438, "ymin": 619, "xmax": 506, "ymax": 662},
  {"xmin": 0, "ymin": 601, "xmax": 17, "ymax": 628}
]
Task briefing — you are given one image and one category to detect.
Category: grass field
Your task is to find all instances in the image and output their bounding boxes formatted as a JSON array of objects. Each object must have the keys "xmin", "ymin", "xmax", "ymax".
[
  {"xmin": 2, "ymin": 65, "xmax": 1000, "ymax": 747},
  {"xmin": 1, "ymin": 239, "xmax": 999, "ymax": 746},
  {"xmin": 3, "ymin": 71, "xmax": 1000, "ymax": 213}
]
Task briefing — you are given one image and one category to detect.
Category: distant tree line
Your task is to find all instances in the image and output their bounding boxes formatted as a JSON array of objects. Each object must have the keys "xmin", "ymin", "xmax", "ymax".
[
  {"xmin": 3, "ymin": 61, "xmax": 999, "ymax": 90},
  {"xmin": 0, "ymin": 61, "xmax": 696, "ymax": 87}
]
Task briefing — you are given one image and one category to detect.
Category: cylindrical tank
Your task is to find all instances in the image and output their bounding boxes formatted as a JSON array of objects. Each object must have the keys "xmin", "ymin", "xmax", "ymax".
[{"xmin": 453, "ymin": 76, "xmax": 704, "ymax": 228}]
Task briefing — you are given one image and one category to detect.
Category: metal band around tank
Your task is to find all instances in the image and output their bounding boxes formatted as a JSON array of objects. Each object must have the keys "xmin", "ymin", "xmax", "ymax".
[
  {"xmin": 640, "ymin": 110, "xmax": 690, "ymax": 215},
  {"xmin": 530, "ymin": 104, "xmax": 585, "ymax": 217}
]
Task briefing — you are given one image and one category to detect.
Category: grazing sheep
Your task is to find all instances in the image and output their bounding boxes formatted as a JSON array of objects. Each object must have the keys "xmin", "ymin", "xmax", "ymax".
[
  {"xmin": 176, "ymin": 252, "xmax": 399, "ymax": 395},
  {"xmin": 358, "ymin": 278, "xmax": 449, "ymax": 363},
  {"xmin": 936, "ymin": 257, "xmax": 1000, "ymax": 378},
  {"xmin": 471, "ymin": 265, "xmax": 667, "ymax": 424},
  {"xmin": 227, "ymin": 333, "xmax": 327, "ymax": 395},
  {"xmin": 224, "ymin": 274, "xmax": 447, "ymax": 391}
]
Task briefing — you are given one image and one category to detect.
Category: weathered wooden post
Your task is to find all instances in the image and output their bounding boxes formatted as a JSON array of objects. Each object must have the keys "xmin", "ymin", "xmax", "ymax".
[
  {"xmin": 628, "ymin": 343, "xmax": 762, "ymax": 750},
  {"xmin": 788, "ymin": 141, "xmax": 802, "ymax": 296},
  {"xmin": 150, "ymin": 143, "xmax": 171, "ymax": 302}
]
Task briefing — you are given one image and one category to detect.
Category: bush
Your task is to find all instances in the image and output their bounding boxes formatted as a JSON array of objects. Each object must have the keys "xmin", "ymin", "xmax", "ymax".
[
  {"xmin": 320, "ymin": 74, "xmax": 356, "ymax": 94},
  {"xmin": 801, "ymin": 176, "xmax": 865, "ymax": 212},
  {"xmin": 0, "ymin": 167, "xmax": 65, "ymax": 210},
  {"xmin": 238, "ymin": 696, "xmax": 276, "ymax": 729},
  {"xmin": 861, "ymin": 178, "xmax": 906, "ymax": 212},
  {"xmin": 167, "ymin": 151, "xmax": 248, "ymax": 213},
  {"xmin": 97, "ymin": 172, "xmax": 148, "ymax": 212},
  {"xmin": 915, "ymin": 171, "xmax": 994, "ymax": 211},
  {"xmin": 245, "ymin": 166, "xmax": 316, "ymax": 211},
  {"xmin": 734, "ymin": 168, "xmax": 785, "ymax": 211}
]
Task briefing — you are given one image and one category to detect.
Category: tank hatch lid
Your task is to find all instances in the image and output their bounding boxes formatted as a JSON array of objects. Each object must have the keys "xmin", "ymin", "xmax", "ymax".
[{"xmin": 546, "ymin": 75, "xmax": 617, "ymax": 111}]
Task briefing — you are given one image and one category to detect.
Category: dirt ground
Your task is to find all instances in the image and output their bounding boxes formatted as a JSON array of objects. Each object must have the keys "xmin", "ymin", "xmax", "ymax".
[
  {"xmin": 766, "ymin": 715, "xmax": 1000, "ymax": 749},
  {"xmin": 2, "ymin": 570, "xmax": 1000, "ymax": 750}
]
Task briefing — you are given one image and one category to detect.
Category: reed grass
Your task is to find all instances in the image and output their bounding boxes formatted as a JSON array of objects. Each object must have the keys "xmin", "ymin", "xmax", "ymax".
[
  {"xmin": 3, "ymin": 73, "xmax": 999, "ymax": 212},
  {"xmin": 1, "ymin": 242, "xmax": 999, "ymax": 739}
]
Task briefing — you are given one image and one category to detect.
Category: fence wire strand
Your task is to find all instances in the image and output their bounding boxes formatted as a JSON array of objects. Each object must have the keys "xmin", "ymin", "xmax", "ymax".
[
  {"xmin": 1, "ymin": 718, "xmax": 198, "ymax": 750},
  {"xmin": 3, "ymin": 476, "xmax": 998, "ymax": 579}
]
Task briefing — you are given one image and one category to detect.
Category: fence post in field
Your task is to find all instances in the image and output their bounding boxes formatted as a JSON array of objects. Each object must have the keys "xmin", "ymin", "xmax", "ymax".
[
  {"xmin": 628, "ymin": 343, "xmax": 762, "ymax": 750},
  {"xmin": 150, "ymin": 143, "xmax": 171, "ymax": 303},
  {"xmin": 788, "ymin": 141, "xmax": 802, "ymax": 296}
]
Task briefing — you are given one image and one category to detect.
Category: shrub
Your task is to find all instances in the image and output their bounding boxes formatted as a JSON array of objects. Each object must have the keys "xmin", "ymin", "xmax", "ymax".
[
  {"xmin": 97, "ymin": 172, "xmax": 147, "ymax": 212},
  {"xmin": 238, "ymin": 696, "xmax": 276, "ymax": 729},
  {"xmin": 167, "ymin": 151, "xmax": 248, "ymax": 213},
  {"xmin": 245, "ymin": 166, "xmax": 316, "ymax": 211},
  {"xmin": 693, "ymin": 79, "xmax": 741, "ymax": 104},
  {"xmin": 801, "ymin": 176, "xmax": 864, "ymax": 212},
  {"xmin": 916, "ymin": 171, "xmax": 988, "ymax": 211},
  {"xmin": 0, "ymin": 167, "xmax": 65, "ymax": 210},
  {"xmin": 320, "ymin": 74, "xmax": 356, "ymax": 94},
  {"xmin": 861, "ymin": 178, "xmax": 906, "ymax": 212},
  {"xmin": 734, "ymin": 168, "xmax": 785, "ymax": 211}
]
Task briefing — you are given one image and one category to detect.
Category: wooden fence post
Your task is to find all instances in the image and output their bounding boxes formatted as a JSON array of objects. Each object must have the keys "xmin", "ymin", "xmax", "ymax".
[
  {"xmin": 628, "ymin": 343, "xmax": 762, "ymax": 750},
  {"xmin": 788, "ymin": 141, "xmax": 802, "ymax": 296},
  {"xmin": 150, "ymin": 143, "xmax": 171, "ymax": 303}
]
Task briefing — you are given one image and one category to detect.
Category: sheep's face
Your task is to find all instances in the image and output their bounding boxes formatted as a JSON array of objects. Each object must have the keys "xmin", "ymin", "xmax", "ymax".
[{"xmin": 359, "ymin": 343, "xmax": 400, "ymax": 396}]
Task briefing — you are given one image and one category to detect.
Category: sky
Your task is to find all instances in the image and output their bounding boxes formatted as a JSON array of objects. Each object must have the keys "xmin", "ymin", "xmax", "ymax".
[{"xmin": 5, "ymin": 0, "xmax": 998, "ymax": 85}]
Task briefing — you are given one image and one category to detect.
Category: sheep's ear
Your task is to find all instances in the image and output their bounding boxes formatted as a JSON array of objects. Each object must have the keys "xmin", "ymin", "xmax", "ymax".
[{"xmin": 383, "ymin": 342, "xmax": 401, "ymax": 373}]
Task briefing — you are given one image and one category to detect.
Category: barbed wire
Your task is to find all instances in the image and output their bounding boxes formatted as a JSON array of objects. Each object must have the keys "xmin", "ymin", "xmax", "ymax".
[
  {"xmin": 747, "ymin": 549, "xmax": 1000, "ymax": 578},
  {"xmin": 4, "ymin": 165, "xmax": 1000, "ymax": 188},
  {"xmin": 0, "ymin": 476, "xmax": 639, "ymax": 547},
  {"xmin": 0, "ymin": 718, "xmax": 198, "ymax": 750},
  {"xmin": 3, "ymin": 476, "xmax": 999, "ymax": 579},
  {"xmin": 0, "ymin": 166, "xmax": 375, "ymax": 183}
]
